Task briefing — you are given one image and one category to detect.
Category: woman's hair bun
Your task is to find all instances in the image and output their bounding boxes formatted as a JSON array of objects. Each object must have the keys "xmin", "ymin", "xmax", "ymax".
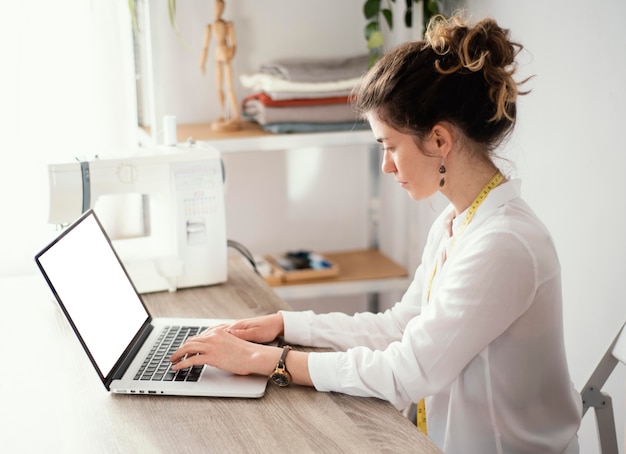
[{"xmin": 426, "ymin": 14, "xmax": 524, "ymax": 122}]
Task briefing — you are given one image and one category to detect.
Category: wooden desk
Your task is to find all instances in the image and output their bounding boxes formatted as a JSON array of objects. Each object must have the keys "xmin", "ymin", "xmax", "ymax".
[{"xmin": 0, "ymin": 260, "xmax": 442, "ymax": 453}]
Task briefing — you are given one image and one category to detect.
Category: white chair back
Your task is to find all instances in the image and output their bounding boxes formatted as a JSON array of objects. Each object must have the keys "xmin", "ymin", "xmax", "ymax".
[
  {"xmin": 581, "ymin": 322, "xmax": 626, "ymax": 454},
  {"xmin": 611, "ymin": 324, "xmax": 626, "ymax": 364}
]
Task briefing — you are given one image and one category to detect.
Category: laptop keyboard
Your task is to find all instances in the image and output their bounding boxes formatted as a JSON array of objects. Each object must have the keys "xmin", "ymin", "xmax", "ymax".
[{"xmin": 133, "ymin": 325, "xmax": 208, "ymax": 382}]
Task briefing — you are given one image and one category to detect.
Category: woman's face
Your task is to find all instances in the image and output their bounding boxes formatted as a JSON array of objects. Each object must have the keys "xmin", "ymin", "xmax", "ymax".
[{"xmin": 367, "ymin": 113, "xmax": 442, "ymax": 201}]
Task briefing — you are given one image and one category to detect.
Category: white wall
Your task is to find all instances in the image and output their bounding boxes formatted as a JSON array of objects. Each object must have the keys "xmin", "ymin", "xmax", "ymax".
[
  {"xmin": 460, "ymin": 2, "xmax": 626, "ymax": 452},
  {"xmin": 1, "ymin": 1, "xmax": 137, "ymax": 277}
]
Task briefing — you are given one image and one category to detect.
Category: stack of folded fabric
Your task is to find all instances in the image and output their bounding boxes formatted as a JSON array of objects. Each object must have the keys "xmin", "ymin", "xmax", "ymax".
[{"xmin": 239, "ymin": 54, "xmax": 371, "ymax": 134}]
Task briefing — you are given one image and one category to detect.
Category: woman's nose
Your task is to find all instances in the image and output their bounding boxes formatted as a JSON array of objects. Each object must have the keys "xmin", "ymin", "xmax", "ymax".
[{"xmin": 381, "ymin": 150, "xmax": 395, "ymax": 174}]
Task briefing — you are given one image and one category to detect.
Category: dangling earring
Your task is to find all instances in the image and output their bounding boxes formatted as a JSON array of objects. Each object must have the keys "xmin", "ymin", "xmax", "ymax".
[{"xmin": 439, "ymin": 159, "xmax": 446, "ymax": 188}]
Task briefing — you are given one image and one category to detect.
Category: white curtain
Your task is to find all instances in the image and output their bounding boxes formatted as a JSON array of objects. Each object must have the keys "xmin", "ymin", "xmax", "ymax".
[{"xmin": 0, "ymin": 0, "xmax": 137, "ymax": 276}]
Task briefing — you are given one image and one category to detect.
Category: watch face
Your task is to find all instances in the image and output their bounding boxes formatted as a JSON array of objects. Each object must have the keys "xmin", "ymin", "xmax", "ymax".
[{"xmin": 271, "ymin": 371, "xmax": 291, "ymax": 387}]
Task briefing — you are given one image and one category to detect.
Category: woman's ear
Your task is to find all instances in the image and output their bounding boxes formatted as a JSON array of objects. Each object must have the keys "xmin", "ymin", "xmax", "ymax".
[{"xmin": 430, "ymin": 123, "xmax": 454, "ymax": 157}]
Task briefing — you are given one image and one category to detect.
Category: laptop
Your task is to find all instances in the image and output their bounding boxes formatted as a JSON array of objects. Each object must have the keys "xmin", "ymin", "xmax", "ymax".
[{"xmin": 34, "ymin": 209, "xmax": 269, "ymax": 398}]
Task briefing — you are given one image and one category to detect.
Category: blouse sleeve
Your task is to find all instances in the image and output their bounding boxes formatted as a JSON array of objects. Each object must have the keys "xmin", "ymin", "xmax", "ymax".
[{"xmin": 281, "ymin": 262, "xmax": 425, "ymax": 352}]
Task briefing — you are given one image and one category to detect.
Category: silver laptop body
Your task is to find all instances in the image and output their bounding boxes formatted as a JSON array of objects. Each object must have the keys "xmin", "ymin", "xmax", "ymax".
[{"xmin": 35, "ymin": 209, "xmax": 268, "ymax": 398}]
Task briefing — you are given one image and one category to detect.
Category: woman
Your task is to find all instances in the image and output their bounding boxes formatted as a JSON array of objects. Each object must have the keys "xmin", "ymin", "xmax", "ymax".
[{"xmin": 171, "ymin": 14, "xmax": 582, "ymax": 453}]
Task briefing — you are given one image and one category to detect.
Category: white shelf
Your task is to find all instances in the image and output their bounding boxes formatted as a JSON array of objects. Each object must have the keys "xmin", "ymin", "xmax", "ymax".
[
  {"xmin": 146, "ymin": 121, "xmax": 377, "ymax": 153},
  {"xmin": 273, "ymin": 277, "xmax": 411, "ymax": 300},
  {"xmin": 200, "ymin": 129, "xmax": 375, "ymax": 153},
  {"xmin": 263, "ymin": 250, "xmax": 409, "ymax": 302}
]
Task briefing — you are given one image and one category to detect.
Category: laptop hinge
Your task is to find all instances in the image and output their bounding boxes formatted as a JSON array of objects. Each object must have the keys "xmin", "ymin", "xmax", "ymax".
[{"xmin": 106, "ymin": 321, "xmax": 154, "ymax": 389}]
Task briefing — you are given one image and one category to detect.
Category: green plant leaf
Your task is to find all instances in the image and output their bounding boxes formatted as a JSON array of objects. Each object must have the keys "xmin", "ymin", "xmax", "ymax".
[
  {"xmin": 365, "ymin": 21, "xmax": 379, "ymax": 40},
  {"xmin": 404, "ymin": 0, "xmax": 413, "ymax": 28},
  {"xmin": 425, "ymin": 0, "xmax": 440, "ymax": 16},
  {"xmin": 168, "ymin": 0, "xmax": 177, "ymax": 29},
  {"xmin": 369, "ymin": 53, "xmax": 380, "ymax": 68},
  {"xmin": 367, "ymin": 30, "xmax": 384, "ymax": 50},
  {"xmin": 404, "ymin": 9, "xmax": 412, "ymax": 28},
  {"xmin": 363, "ymin": 0, "xmax": 381, "ymax": 19},
  {"xmin": 128, "ymin": 0, "xmax": 139, "ymax": 32},
  {"xmin": 381, "ymin": 8, "xmax": 393, "ymax": 29},
  {"xmin": 363, "ymin": 0, "xmax": 451, "ymax": 60}
]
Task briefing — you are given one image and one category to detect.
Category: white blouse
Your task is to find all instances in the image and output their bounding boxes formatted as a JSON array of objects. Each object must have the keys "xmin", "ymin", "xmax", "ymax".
[{"xmin": 281, "ymin": 180, "xmax": 582, "ymax": 454}]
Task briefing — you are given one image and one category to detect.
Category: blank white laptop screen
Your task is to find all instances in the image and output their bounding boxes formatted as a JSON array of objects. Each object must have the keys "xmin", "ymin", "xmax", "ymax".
[{"xmin": 37, "ymin": 213, "xmax": 149, "ymax": 379}]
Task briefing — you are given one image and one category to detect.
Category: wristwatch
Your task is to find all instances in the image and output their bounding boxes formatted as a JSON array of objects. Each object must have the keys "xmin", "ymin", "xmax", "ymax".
[{"xmin": 270, "ymin": 345, "xmax": 292, "ymax": 387}]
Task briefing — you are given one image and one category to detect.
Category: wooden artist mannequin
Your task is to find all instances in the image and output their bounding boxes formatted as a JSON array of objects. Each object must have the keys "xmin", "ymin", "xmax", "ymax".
[{"xmin": 200, "ymin": 0, "xmax": 241, "ymax": 132}]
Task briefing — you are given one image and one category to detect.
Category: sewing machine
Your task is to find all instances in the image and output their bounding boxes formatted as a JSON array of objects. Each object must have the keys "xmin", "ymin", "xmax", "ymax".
[{"xmin": 47, "ymin": 144, "xmax": 227, "ymax": 293}]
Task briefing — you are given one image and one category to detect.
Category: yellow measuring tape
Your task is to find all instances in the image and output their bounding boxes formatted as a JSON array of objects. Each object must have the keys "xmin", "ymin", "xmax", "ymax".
[{"xmin": 417, "ymin": 171, "xmax": 503, "ymax": 436}]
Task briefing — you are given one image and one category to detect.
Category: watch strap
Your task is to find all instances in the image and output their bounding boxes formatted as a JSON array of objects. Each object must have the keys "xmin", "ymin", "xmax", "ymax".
[
  {"xmin": 270, "ymin": 345, "xmax": 292, "ymax": 386},
  {"xmin": 277, "ymin": 345, "xmax": 291, "ymax": 368}
]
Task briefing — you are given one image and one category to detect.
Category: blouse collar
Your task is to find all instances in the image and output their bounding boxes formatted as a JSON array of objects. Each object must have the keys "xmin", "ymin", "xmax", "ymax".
[{"xmin": 447, "ymin": 178, "xmax": 522, "ymax": 235}]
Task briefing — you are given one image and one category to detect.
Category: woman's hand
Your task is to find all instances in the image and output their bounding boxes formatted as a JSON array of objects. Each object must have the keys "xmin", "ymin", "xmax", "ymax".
[
  {"xmin": 169, "ymin": 316, "xmax": 313, "ymax": 386},
  {"xmin": 225, "ymin": 313, "xmax": 284, "ymax": 344},
  {"xmin": 169, "ymin": 324, "xmax": 278, "ymax": 376}
]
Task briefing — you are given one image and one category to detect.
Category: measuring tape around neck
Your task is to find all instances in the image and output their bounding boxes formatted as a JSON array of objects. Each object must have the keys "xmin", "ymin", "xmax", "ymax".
[
  {"xmin": 450, "ymin": 171, "xmax": 504, "ymax": 254},
  {"xmin": 417, "ymin": 170, "xmax": 503, "ymax": 436}
]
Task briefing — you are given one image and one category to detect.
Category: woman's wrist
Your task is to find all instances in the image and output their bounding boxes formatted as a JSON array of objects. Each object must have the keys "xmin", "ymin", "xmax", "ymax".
[
  {"xmin": 251, "ymin": 344, "xmax": 284, "ymax": 376},
  {"xmin": 251, "ymin": 345, "xmax": 312, "ymax": 387}
]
